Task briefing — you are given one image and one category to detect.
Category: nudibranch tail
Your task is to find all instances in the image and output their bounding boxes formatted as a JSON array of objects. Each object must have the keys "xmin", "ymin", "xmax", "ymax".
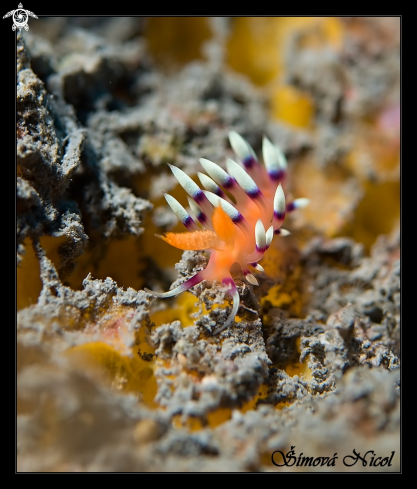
[{"xmin": 146, "ymin": 132, "xmax": 309, "ymax": 334}]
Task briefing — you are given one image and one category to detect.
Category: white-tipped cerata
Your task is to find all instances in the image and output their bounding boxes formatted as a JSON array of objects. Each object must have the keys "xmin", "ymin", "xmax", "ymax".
[
  {"xmin": 202, "ymin": 190, "xmax": 220, "ymax": 207},
  {"xmin": 203, "ymin": 191, "xmax": 241, "ymax": 223},
  {"xmin": 187, "ymin": 196, "xmax": 212, "ymax": 229},
  {"xmin": 262, "ymin": 136, "xmax": 277, "ymax": 168},
  {"xmin": 203, "ymin": 191, "xmax": 250, "ymax": 236},
  {"xmin": 262, "ymin": 136, "xmax": 287, "ymax": 178},
  {"xmin": 245, "ymin": 273, "xmax": 259, "ymax": 286},
  {"xmin": 255, "ymin": 219, "xmax": 266, "ymax": 250},
  {"xmin": 276, "ymin": 228, "xmax": 291, "ymax": 236},
  {"xmin": 168, "ymin": 163, "xmax": 214, "ymax": 217},
  {"xmin": 197, "ymin": 172, "xmax": 223, "ymax": 195},
  {"xmin": 168, "ymin": 164, "xmax": 202, "ymax": 199},
  {"xmin": 228, "ymin": 131, "xmax": 257, "ymax": 165},
  {"xmin": 275, "ymin": 143, "xmax": 288, "ymax": 170},
  {"xmin": 226, "ymin": 158, "xmax": 261, "ymax": 198},
  {"xmin": 163, "ymin": 193, "xmax": 199, "ymax": 231},
  {"xmin": 163, "ymin": 193, "xmax": 187, "ymax": 220},
  {"xmin": 187, "ymin": 196, "xmax": 203, "ymax": 217},
  {"xmin": 274, "ymin": 183, "xmax": 286, "ymax": 215},
  {"xmin": 266, "ymin": 226, "xmax": 274, "ymax": 248},
  {"xmin": 199, "ymin": 158, "xmax": 233, "ymax": 188},
  {"xmin": 291, "ymin": 198, "xmax": 310, "ymax": 209},
  {"xmin": 250, "ymin": 263, "xmax": 265, "ymax": 273}
]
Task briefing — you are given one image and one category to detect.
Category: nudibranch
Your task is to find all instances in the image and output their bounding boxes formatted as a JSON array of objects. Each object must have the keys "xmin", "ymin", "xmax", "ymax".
[{"xmin": 146, "ymin": 132, "xmax": 309, "ymax": 334}]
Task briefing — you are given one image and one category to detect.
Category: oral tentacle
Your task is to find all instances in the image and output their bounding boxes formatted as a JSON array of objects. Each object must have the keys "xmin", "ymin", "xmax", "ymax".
[
  {"xmin": 213, "ymin": 277, "xmax": 240, "ymax": 334},
  {"xmin": 145, "ymin": 271, "xmax": 204, "ymax": 298}
]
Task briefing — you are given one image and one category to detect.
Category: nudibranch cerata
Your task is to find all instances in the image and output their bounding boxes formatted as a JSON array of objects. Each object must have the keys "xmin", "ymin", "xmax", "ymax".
[{"xmin": 146, "ymin": 132, "xmax": 309, "ymax": 334}]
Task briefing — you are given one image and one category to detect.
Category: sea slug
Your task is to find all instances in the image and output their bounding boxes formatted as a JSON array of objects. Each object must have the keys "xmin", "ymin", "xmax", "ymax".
[{"xmin": 146, "ymin": 132, "xmax": 309, "ymax": 334}]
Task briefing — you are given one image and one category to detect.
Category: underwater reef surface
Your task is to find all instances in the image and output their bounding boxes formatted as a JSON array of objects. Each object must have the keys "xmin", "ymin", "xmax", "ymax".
[{"xmin": 17, "ymin": 17, "xmax": 400, "ymax": 472}]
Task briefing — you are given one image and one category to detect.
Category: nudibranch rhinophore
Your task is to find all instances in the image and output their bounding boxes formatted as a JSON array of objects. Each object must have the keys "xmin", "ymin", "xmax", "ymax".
[{"xmin": 146, "ymin": 132, "xmax": 309, "ymax": 334}]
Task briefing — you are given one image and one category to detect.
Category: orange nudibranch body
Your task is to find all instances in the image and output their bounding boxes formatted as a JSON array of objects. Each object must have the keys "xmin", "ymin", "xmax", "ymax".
[{"xmin": 147, "ymin": 132, "xmax": 309, "ymax": 334}]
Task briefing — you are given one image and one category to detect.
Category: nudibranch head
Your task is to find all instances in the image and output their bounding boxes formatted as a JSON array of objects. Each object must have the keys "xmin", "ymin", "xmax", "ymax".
[{"xmin": 146, "ymin": 132, "xmax": 309, "ymax": 334}]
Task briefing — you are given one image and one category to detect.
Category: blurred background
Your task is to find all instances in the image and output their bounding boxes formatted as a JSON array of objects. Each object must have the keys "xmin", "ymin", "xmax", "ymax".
[
  {"xmin": 30, "ymin": 16, "xmax": 400, "ymax": 239},
  {"xmin": 17, "ymin": 17, "xmax": 401, "ymax": 472},
  {"xmin": 19, "ymin": 16, "xmax": 400, "ymax": 303}
]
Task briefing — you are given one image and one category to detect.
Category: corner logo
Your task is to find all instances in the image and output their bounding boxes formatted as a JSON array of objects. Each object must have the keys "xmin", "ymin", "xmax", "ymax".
[{"xmin": 3, "ymin": 3, "xmax": 37, "ymax": 31}]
